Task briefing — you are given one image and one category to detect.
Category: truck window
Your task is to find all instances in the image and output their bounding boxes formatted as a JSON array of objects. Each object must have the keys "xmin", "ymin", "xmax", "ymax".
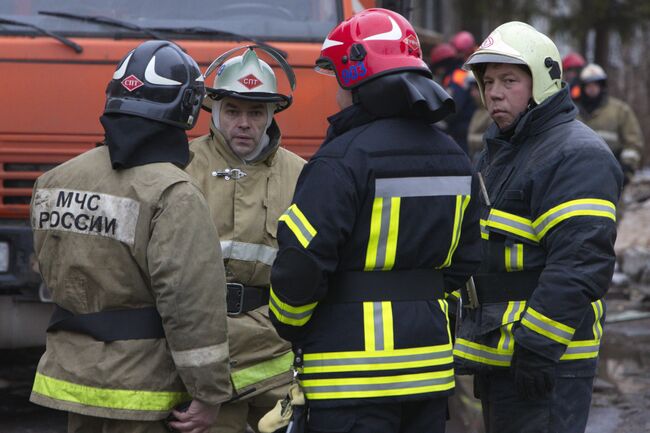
[{"xmin": 0, "ymin": 0, "xmax": 341, "ymax": 41}]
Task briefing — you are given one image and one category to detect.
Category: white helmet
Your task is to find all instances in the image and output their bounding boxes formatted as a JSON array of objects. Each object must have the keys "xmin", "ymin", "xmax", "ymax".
[
  {"xmin": 202, "ymin": 45, "xmax": 295, "ymax": 113},
  {"xmin": 580, "ymin": 63, "xmax": 607, "ymax": 83},
  {"xmin": 463, "ymin": 21, "xmax": 562, "ymax": 105}
]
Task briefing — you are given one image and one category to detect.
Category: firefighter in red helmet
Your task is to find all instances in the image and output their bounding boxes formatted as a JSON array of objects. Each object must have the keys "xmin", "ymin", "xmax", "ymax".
[
  {"xmin": 270, "ymin": 8, "xmax": 481, "ymax": 433},
  {"xmin": 562, "ymin": 52, "xmax": 586, "ymax": 100}
]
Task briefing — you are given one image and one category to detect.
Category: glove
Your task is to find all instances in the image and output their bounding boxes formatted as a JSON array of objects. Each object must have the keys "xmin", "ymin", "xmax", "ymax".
[
  {"xmin": 258, "ymin": 383, "xmax": 306, "ymax": 433},
  {"xmin": 511, "ymin": 344, "xmax": 557, "ymax": 400}
]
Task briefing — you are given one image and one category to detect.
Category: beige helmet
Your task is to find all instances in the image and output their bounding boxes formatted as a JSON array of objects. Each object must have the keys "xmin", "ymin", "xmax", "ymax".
[
  {"xmin": 463, "ymin": 21, "xmax": 562, "ymax": 105},
  {"xmin": 580, "ymin": 63, "xmax": 607, "ymax": 83},
  {"xmin": 202, "ymin": 45, "xmax": 296, "ymax": 113}
]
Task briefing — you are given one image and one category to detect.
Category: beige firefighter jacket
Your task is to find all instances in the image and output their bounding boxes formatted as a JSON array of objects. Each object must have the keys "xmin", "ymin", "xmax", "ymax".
[
  {"xmin": 186, "ymin": 121, "xmax": 305, "ymax": 399},
  {"xmin": 29, "ymin": 145, "xmax": 231, "ymax": 421},
  {"xmin": 577, "ymin": 96, "xmax": 645, "ymax": 170},
  {"xmin": 467, "ymin": 107, "xmax": 492, "ymax": 161}
]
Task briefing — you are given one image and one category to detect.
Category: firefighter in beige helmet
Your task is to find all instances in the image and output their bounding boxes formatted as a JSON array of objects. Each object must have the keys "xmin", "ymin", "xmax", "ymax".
[
  {"xmin": 185, "ymin": 46, "xmax": 305, "ymax": 433},
  {"xmin": 576, "ymin": 63, "xmax": 644, "ymax": 185},
  {"xmin": 29, "ymin": 40, "xmax": 231, "ymax": 433}
]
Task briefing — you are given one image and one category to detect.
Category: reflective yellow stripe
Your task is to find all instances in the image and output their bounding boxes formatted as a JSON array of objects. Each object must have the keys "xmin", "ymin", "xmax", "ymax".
[
  {"xmin": 384, "ymin": 197, "xmax": 401, "ymax": 270},
  {"xmin": 560, "ymin": 339, "xmax": 600, "ymax": 360},
  {"xmin": 440, "ymin": 195, "xmax": 470, "ymax": 268},
  {"xmin": 303, "ymin": 344, "xmax": 453, "ymax": 374},
  {"xmin": 381, "ymin": 301, "xmax": 394, "ymax": 351},
  {"xmin": 278, "ymin": 204, "xmax": 317, "ymax": 248},
  {"xmin": 591, "ymin": 300, "xmax": 604, "ymax": 340},
  {"xmin": 486, "ymin": 209, "xmax": 539, "ymax": 243},
  {"xmin": 497, "ymin": 301, "xmax": 525, "ymax": 351},
  {"xmin": 533, "ymin": 199, "xmax": 616, "ymax": 239},
  {"xmin": 364, "ymin": 198, "xmax": 383, "ymax": 270},
  {"xmin": 445, "ymin": 290, "xmax": 461, "ymax": 301},
  {"xmin": 231, "ymin": 351, "xmax": 294, "ymax": 391},
  {"xmin": 453, "ymin": 338, "xmax": 513, "ymax": 367},
  {"xmin": 32, "ymin": 372, "xmax": 188, "ymax": 411},
  {"xmin": 521, "ymin": 307, "xmax": 575, "ymax": 345},
  {"xmin": 269, "ymin": 287, "xmax": 317, "ymax": 327},
  {"xmin": 504, "ymin": 243, "xmax": 524, "ymax": 272},
  {"xmin": 480, "ymin": 219, "xmax": 489, "ymax": 240},
  {"xmin": 301, "ymin": 369, "xmax": 455, "ymax": 399},
  {"xmin": 439, "ymin": 299, "xmax": 452, "ymax": 342},
  {"xmin": 363, "ymin": 302, "xmax": 375, "ymax": 351}
]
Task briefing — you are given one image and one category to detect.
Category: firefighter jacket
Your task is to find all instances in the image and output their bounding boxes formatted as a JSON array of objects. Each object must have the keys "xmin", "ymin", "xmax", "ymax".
[
  {"xmin": 443, "ymin": 66, "xmax": 476, "ymax": 154},
  {"xmin": 577, "ymin": 95, "xmax": 644, "ymax": 172},
  {"xmin": 29, "ymin": 146, "xmax": 231, "ymax": 420},
  {"xmin": 467, "ymin": 107, "xmax": 491, "ymax": 162},
  {"xmin": 454, "ymin": 87, "xmax": 623, "ymax": 377},
  {"xmin": 186, "ymin": 121, "xmax": 305, "ymax": 399},
  {"xmin": 269, "ymin": 103, "xmax": 482, "ymax": 406}
]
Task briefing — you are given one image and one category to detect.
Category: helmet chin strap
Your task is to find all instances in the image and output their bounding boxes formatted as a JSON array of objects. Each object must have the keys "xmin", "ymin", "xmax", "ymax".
[{"xmin": 212, "ymin": 100, "xmax": 275, "ymax": 162}]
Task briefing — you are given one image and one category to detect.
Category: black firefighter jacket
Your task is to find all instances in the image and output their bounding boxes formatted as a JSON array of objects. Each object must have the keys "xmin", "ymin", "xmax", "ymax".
[
  {"xmin": 269, "ymin": 104, "xmax": 481, "ymax": 406},
  {"xmin": 454, "ymin": 86, "xmax": 623, "ymax": 377}
]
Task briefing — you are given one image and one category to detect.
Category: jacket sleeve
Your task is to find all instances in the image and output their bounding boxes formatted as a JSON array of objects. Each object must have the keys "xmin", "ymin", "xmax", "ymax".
[
  {"xmin": 148, "ymin": 181, "xmax": 231, "ymax": 405},
  {"xmin": 270, "ymin": 159, "xmax": 358, "ymax": 342},
  {"xmin": 514, "ymin": 147, "xmax": 623, "ymax": 362},
  {"xmin": 619, "ymin": 103, "xmax": 644, "ymax": 171}
]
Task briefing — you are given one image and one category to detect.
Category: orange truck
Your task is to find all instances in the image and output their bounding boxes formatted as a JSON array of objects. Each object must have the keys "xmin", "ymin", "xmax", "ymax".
[{"xmin": 0, "ymin": 0, "xmax": 406, "ymax": 347}]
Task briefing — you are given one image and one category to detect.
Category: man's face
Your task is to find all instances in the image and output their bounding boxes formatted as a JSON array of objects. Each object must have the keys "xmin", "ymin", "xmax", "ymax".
[
  {"xmin": 483, "ymin": 63, "xmax": 533, "ymax": 130},
  {"xmin": 583, "ymin": 82, "xmax": 602, "ymax": 99},
  {"xmin": 219, "ymin": 97, "xmax": 268, "ymax": 158}
]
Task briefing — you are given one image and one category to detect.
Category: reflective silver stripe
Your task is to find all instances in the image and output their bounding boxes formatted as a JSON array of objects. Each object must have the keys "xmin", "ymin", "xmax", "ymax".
[
  {"xmin": 523, "ymin": 312, "xmax": 573, "ymax": 341},
  {"xmin": 595, "ymin": 130, "xmax": 619, "ymax": 144},
  {"xmin": 171, "ymin": 341, "xmax": 228, "ymax": 368},
  {"xmin": 373, "ymin": 302, "xmax": 384, "ymax": 350},
  {"xmin": 488, "ymin": 214, "xmax": 537, "ymax": 239},
  {"xmin": 564, "ymin": 343, "xmax": 600, "ymax": 356},
  {"xmin": 374, "ymin": 199, "xmax": 393, "ymax": 270},
  {"xmin": 282, "ymin": 207, "xmax": 315, "ymax": 245},
  {"xmin": 303, "ymin": 350, "xmax": 453, "ymax": 368},
  {"xmin": 501, "ymin": 301, "xmax": 524, "ymax": 350},
  {"xmin": 220, "ymin": 240, "xmax": 277, "ymax": 266},
  {"xmin": 621, "ymin": 148, "xmax": 641, "ymax": 163},
  {"xmin": 454, "ymin": 341, "xmax": 512, "ymax": 363},
  {"xmin": 303, "ymin": 375, "xmax": 454, "ymax": 394},
  {"xmin": 375, "ymin": 176, "xmax": 471, "ymax": 198},
  {"xmin": 269, "ymin": 295, "xmax": 314, "ymax": 320},
  {"xmin": 534, "ymin": 203, "xmax": 616, "ymax": 236}
]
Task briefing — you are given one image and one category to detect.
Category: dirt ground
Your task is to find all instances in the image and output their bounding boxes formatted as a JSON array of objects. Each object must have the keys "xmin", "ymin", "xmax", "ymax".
[{"xmin": 1, "ymin": 297, "xmax": 648, "ymax": 433}]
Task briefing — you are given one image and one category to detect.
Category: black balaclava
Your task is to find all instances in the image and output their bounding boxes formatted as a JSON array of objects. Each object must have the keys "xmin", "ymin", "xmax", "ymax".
[{"xmin": 100, "ymin": 114, "xmax": 189, "ymax": 169}]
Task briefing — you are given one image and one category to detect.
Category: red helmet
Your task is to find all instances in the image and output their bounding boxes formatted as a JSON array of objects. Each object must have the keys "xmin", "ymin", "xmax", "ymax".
[
  {"xmin": 450, "ymin": 31, "xmax": 476, "ymax": 55},
  {"xmin": 315, "ymin": 8, "xmax": 429, "ymax": 89},
  {"xmin": 562, "ymin": 52, "xmax": 586, "ymax": 70},
  {"xmin": 429, "ymin": 43, "xmax": 457, "ymax": 65}
]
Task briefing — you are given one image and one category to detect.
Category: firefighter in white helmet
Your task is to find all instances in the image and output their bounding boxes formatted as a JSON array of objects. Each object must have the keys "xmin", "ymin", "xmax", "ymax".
[
  {"xmin": 185, "ymin": 46, "xmax": 305, "ymax": 433},
  {"xmin": 576, "ymin": 63, "xmax": 644, "ymax": 184},
  {"xmin": 453, "ymin": 22, "xmax": 623, "ymax": 433}
]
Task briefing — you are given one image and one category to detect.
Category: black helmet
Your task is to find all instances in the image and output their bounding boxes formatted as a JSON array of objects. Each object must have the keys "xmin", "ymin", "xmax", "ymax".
[{"xmin": 104, "ymin": 40, "xmax": 205, "ymax": 130}]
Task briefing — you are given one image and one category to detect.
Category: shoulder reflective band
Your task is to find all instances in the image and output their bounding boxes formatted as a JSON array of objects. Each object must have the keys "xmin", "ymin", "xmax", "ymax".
[
  {"xmin": 532, "ymin": 199, "xmax": 616, "ymax": 239},
  {"xmin": 374, "ymin": 176, "xmax": 471, "ymax": 198},
  {"xmin": 231, "ymin": 351, "xmax": 294, "ymax": 391},
  {"xmin": 278, "ymin": 204, "xmax": 317, "ymax": 248},
  {"xmin": 520, "ymin": 307, "xmax": 575, "ymax": 345},
  {"xmin": 300, "ymin": 369, "xmax": 454, "ymax": 400},
  {"xmin": 47, "ymin": 305, "xmax": 164, "ymax": 342},
  {"xmin": 269, "ymin": 287, "xmax": 317, "ymax": 326},
  {"xmin": 32, "ymin": 372, "xmax": 188, "ymax": 411}
]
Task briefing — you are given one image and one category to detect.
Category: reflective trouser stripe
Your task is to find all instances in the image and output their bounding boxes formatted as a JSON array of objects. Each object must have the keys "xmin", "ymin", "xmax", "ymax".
[
  {"xmin": 301, "ymin": 369, "xmax": 455, "ymax": 399},
  {"xmin": 32, "ymin": 372, "xmax": 188, "ymax": 411},
  {"xmin": 303, "ymin": 345, "xmax": 453, "ymax": 374},
  {"xmin": 363, "ymin": 302, "xmax": 394, "ymax": 351},
  {"xmin": 439, "ymin": 195, "xmax": 470, "ymax": 268},
  {"xmin": 278, "ymin": 204, "xmax": 317, "ymax": 248},
  {"xmin": 454, "ymin": 338, "xmax": 513, "ymax": 367},
  {"xmin": 521, "ymin": 307, "xmax": 575, "ymax": 345},
  {"xmin": 504, "ymin": 243, "xmax": 524, "ymax": 271},
  {"xmin": 231, "ymin": 351, "xmax": 294, "ymax": 391},
  {"xmin": 533, "ymin": 199, "xmax": 616, "ymax": 239},
  {"xmin": 269, "ymin": 288, "xmax": 316, "ymax": 327},
  {"xmin": 365, "ymin": 197, "xmax": 400, "ymax": 270}
]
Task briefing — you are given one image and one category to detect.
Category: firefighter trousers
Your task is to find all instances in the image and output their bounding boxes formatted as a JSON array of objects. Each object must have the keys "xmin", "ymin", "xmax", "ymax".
[
  {"xmin": 474, "ymin": 370, "xmax": 594, "ymax": 433},
  {"xmin": 306, "ymin": 397, "xmax": 448, "ymax": 433}
]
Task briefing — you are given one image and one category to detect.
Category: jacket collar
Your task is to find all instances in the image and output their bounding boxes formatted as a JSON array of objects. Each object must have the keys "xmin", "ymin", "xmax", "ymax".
[{"xmin": 325, "ymin": 104, "xmax": 377, "ymax": 143}]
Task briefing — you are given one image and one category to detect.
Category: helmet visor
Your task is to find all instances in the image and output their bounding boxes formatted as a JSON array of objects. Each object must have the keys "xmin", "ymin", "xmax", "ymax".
[
  {"xmin": 464, "ymin": 53, "xmax": 526, "ymax": 70},
  {"xmin": 314, "ymin": 57, "xmax": 336, "ymax": 76}
]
